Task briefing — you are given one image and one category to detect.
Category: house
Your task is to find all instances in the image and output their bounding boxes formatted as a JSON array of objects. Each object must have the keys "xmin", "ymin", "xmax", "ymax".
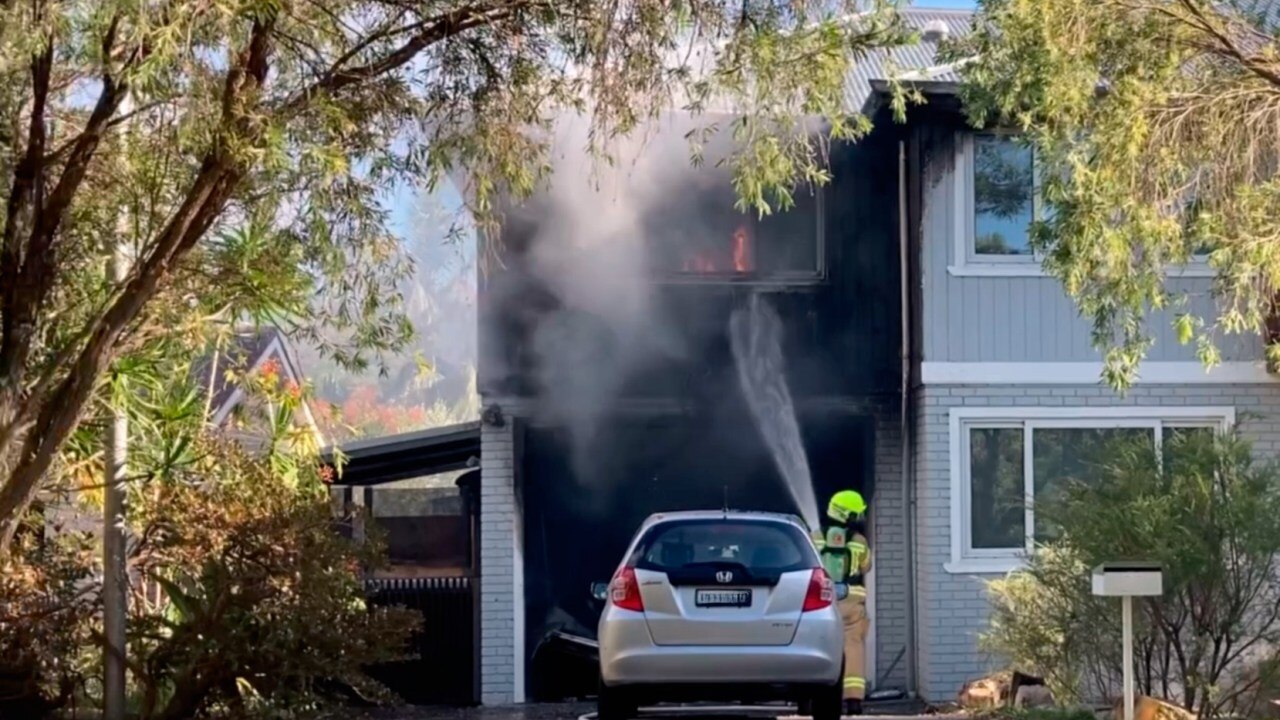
[
  {"xmin": 472, "ymin": 5, "xmax": 1280, "ymax": 706},
  {"xmin": 196, "ymin": 325, "xmax": 325, "ymax": 448}
]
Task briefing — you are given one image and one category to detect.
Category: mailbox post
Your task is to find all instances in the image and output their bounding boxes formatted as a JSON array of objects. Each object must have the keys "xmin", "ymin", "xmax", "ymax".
[{"xmin": 1092, "ymin": 562, "xmax": 1164, "ymax": 720}]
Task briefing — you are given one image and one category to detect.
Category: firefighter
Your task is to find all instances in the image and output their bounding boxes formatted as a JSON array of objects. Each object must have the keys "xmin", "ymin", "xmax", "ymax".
[{"xmin": 813, "ymin": 490, "xmax": 871, "ymax": 716}]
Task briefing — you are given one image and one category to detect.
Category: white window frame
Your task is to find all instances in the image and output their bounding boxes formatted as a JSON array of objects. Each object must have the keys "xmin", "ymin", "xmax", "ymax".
[
  {"xmin": 947, "ymin": 406, "xmax": 1235, "ymax": 574},
  {"xmin": 951, "ymin": 132, "xmax": 1042, "ymax": 275},
  {"xmin": 949, "ymin": 132, "xmax": 1216, "ymax": 278}
]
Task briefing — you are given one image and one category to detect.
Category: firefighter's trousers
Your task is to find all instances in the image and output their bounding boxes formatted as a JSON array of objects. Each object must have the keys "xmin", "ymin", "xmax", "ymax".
[{"xmin": 839, "ymin": 593, "xmax": 869, "ymax": 700}]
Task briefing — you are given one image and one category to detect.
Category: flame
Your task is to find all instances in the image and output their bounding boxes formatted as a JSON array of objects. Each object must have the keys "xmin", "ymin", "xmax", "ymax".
[
  {"xmin": 732, "ymin": 225, "xmax": 752, "ymax": 273},
  {"xmin": 679, "ymin": 223, "xmax": 754, "ymax": 275}
]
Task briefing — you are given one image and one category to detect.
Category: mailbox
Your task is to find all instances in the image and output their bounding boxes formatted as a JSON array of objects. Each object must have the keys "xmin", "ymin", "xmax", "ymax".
[
  {"xmin": 1091, "ymin": 562, "xmax": 1163, "ymax": 597},
  {"xmin": 1092, "ymin": 560, "xmax": 1164, "ymax": 720}
]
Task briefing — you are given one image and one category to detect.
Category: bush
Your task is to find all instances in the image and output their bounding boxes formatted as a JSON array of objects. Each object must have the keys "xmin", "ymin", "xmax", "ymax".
[
  {"xmin": 125, "ymin": 441, "xmax": 420, "ymax": 720},
  {"xmin": 0, "ymin": 526, "xmax": 99, "ymax": 717},
  {"xmin": 982, "ymin": 429, "xmax": 1280, "ymax": 718}
]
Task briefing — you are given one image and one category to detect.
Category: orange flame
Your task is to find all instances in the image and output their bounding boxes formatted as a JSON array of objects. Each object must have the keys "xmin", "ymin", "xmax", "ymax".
[
  {"xmin": 732, "ymin": 225, "xmax": 752, "ymax": 273},
  {"xmin": 679, "ymin": 224, "xmax": 754, "ymax": 275}
]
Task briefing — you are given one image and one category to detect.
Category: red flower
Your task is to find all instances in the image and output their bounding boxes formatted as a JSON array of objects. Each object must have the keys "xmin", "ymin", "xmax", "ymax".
[{"xmin": 258, "ymin": 357, "xmax": 282, "ymax": 383}]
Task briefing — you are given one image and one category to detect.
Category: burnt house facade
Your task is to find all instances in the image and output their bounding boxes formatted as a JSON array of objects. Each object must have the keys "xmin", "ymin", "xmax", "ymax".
[{"xmin": 476, "ymin": 44, "xmax": 921, "ymax": 708}]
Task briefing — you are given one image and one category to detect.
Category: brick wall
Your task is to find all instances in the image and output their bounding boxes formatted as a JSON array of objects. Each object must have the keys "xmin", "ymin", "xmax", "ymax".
[
  {"xmin": 868, "ymin": 398, "xmax": 910, "ymax": 691},
  {"xmin": 480, "ymin": 417, "xmax": 520, "ymax": 705},
  {"xmin": 913, "ymin": 383, "xmax": 1280, "ymax": 702}
]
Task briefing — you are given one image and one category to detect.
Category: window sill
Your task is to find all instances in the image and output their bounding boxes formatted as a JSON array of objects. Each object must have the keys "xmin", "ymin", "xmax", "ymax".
[
  {"xmin": 1166, "ymin": 263, "xmax": 1215, "ymax": 278},
  {"xmin": 944, "ymin": 557, "xmax": 1026, "ymax": 575},
  {"xmin": 947, "ymin": 264, "xmax": 1045, "ymax": 277},
  {"xmin": 946, "ymin": 263, "xmax": 1217, "ymax": 279}
]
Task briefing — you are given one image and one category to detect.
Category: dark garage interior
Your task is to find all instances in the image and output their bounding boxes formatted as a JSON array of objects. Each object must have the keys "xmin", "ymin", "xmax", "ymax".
[{"xmin": 521, "ymin": 405, "xmax": 875, "ymax": 701}]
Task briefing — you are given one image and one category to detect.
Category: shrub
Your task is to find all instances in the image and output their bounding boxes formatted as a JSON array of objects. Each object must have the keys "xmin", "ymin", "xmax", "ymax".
[
  {"xmin": 125, "ymin": 441, "xmax": 420, "ymax": 720},
  {"xmin": 0, "ymin": 525, "xmax": 99, "ymax": 717},
  {"xmin": 982, "ymin": 430, "xmax": 1280, "ymax": 718}
]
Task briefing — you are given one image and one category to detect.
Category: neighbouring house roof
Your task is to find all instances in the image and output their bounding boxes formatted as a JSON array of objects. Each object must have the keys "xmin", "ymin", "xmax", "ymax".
[
  {"xmin": 323, "ymin": 421, "xmax": 482, "ymax": 486},
  {"xmin": 193, "ymin": 325, "xmax": 324, "ymax": 444}
]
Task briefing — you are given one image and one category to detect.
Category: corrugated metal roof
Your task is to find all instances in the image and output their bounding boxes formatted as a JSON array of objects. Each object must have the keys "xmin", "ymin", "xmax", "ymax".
[
  {"xmin": 1230, "ymin": 0, "xmax": 1280, "ymax": 29},
  {"xmin": 844, "ymin": 7, "xmax": 975, "ymax": 113}
]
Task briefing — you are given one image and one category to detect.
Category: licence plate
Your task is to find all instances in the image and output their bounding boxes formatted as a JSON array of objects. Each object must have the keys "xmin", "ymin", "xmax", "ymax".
[{"xmin": 694, "ymin": 589, "xmax": 752, "ymax": 607}]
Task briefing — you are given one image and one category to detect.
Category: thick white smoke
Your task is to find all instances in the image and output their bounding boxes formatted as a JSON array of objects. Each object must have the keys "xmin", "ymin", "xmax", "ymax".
[{"xmin": 519, "ymin": 116, "xmax": 713, "ymax": 479}]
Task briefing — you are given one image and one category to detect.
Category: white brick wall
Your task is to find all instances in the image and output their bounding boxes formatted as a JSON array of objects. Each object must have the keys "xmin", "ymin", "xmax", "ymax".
[
  {"xmin": 867, "ymin": 398, "xmax": 910, "ymax": 691},
  {"xmin": 913, "ymin": 383, "xmax": 1280, "ymax": 702},
  {"xmin": 480, "ymin": 417, "xmax": 521, "ymax": 705}
]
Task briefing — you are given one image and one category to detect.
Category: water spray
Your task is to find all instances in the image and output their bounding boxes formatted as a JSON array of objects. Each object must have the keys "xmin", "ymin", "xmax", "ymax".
[{"xmin": 728, "ymin": 293, "xmax": 820, "ymax": 530}]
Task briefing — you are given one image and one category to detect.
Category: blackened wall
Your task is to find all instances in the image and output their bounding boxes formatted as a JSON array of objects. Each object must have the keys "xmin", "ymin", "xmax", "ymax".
[{"xmin": 479, "ymin": 111, "xmax": 905, "ymax": 401}]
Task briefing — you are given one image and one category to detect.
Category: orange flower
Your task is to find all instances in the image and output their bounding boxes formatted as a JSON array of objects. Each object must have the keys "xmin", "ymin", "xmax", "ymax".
[{"xmin": 258, "ymin": 357, "xmax": 282, "ymax": 383}]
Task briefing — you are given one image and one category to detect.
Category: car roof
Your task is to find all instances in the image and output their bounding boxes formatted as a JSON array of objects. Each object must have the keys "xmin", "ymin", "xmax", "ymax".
[{"xmin": 639, "ymin": 509, "xmax": 806, "ymax": 529}]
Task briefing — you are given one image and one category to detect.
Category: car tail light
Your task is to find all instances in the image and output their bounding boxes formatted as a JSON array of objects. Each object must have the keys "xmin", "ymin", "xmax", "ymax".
[
  {"xmin": 802, "ymin": 568, "xmax": 835, "ymax": 612},
  {"xmin": 610, "ymin": 566, "xmax": 644, "ymax": 612}
]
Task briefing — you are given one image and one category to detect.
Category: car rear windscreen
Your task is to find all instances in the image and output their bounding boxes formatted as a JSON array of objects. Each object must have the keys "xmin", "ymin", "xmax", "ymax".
[{"xmin": 629, "ymin": 519, "xmax": 814, "ymax": 574}]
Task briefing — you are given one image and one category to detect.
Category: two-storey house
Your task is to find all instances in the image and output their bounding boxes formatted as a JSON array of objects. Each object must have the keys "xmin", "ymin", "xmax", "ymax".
[{"xmin": 472, "ymin": 6, "xmax": 1280, "ymax": 705}]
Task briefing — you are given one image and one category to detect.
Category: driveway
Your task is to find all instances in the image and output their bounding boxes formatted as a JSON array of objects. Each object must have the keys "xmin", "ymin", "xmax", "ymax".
[{"xmin": 333, "ymin": 700, "xmax": 951, "ymax": 720}]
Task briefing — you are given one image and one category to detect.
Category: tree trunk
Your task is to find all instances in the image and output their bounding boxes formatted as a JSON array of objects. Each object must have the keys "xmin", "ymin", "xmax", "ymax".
[{"xmin": 0, "ymin": 162, "xmax": 242, "ymax": 556}]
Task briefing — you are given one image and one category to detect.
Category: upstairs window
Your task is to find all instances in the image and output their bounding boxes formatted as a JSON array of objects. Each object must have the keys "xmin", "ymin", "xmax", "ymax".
[
  {"xmin": 973, "ymin": 134, "xmax": 1036, "ymax": 258},
  {"xmin": 954, "ymin": 132, "xmax": 1046, "ymax": 273},
  {"xmin": 647, "ymin": 165, "xmax": 824, "ymax": 284}
]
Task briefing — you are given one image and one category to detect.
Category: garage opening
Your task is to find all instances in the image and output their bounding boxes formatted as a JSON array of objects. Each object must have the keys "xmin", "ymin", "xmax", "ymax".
[{"xmin": 520, "ymin": 405, "xmax": 874, "ymax": 701}]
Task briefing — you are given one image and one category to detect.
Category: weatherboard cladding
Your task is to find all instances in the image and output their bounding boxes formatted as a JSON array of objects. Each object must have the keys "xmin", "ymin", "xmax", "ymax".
[{"xmin": 914, "ymin": 119, "xmax": 1266, "ymax": 364}]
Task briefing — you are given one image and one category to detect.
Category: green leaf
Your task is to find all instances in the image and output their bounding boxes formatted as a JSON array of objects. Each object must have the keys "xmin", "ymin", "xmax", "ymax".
[
  {"xmin": 1175, "ymin": 314, "xmax": 1194, "ymax": 345},
  {"xmin": 155, "ymin": 576, "xmax": 200, "ymax": 622}
]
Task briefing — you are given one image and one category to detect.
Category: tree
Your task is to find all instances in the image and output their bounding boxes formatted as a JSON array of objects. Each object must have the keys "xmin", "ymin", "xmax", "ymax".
[
  {"xmin": 951, "ymin": 0, "xmax": 1280, "ymax": 387},
  {"xmin": 303, "ymin": 186, "xmax": 481, "ymax": 443},
  {"xmin": 0, "ymin": 0, "xmax": 913, "ymax": 553}
]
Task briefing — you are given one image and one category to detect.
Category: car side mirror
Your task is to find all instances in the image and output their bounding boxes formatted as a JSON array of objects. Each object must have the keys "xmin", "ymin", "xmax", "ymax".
[
  {"xmin": 590, "ymin": 582, "xmax": 609, "ymax": 602},
  {"xmin": 835, "ymin": 583, "xmax": 850, "ymax": 601}
]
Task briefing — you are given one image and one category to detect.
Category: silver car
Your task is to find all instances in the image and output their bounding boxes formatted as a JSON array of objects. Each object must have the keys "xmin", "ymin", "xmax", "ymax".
[{"xmin": 593, "ymin": 510, "xmax": 846, "ymax": 720}]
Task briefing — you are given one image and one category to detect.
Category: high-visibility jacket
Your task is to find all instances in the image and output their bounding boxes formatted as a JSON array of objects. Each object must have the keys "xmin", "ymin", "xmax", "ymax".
[{"xmin": 814, "ymin": 526, "xmax": 871, "ymax": 599}]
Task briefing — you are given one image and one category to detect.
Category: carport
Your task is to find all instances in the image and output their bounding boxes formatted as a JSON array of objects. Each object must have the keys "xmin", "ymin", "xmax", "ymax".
[{"xmin": 323, "ymin": 421, "xmax": 482, "ymax": 706}]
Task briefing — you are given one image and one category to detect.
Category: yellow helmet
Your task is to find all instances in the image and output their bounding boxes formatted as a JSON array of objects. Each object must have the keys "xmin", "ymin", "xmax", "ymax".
[{"xmin": 827, "ymin": 490, "xmax": 867, "ymax": 523}]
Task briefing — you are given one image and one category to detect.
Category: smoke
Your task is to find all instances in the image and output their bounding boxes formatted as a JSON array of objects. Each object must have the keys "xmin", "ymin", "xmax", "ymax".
[
  {"xmin": 497, "ymin": 115, "xmax": 821, "ymax": 530},
  {"xmin": 514, "ymin": 116, "xmax": 703, "ymax": 483}
]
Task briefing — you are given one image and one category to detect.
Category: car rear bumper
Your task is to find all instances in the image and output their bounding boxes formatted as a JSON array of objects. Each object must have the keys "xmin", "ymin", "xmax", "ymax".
[{"xmin": 598, "ymin": 609, "xmax": 843, "ymax": 687}]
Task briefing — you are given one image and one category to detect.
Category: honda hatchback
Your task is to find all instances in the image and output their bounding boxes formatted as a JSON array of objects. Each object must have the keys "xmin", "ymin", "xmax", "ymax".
[{"xmin": 593, "ymin": 511, "xmax": 845, "ymax": 720}]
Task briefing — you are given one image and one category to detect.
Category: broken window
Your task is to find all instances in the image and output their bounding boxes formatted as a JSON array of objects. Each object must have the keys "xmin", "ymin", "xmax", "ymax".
[{"xmin": 647, "ymin": 166, "xmax": 823, "ymax": 283}]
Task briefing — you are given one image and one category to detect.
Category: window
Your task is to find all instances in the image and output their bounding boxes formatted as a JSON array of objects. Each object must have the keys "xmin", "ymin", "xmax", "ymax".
[
  {"xmin": 647, "ymin": 169, "xmax": 824, "ymax": 283},
  {"xmin": 973, "ymin": 134, "xmax": 1036, "ymax": 258},
  {"xmin": 951, "ymin": 133, "xmax": 1049, "ymax": 275},
  {"xmin": 644, "ymin": 120, "xmax": 824, "ymax": 284},
  {"xmin": 949, "ymin": 407, "xmax": 1233, "ymax": 573},
  {"xmin": 631, "ymin": 519, "xmax": 812, "ymax": 574}
]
